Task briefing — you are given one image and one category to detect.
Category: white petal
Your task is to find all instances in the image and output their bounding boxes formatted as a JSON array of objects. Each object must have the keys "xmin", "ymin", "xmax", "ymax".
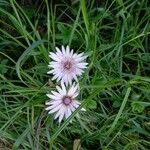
[
  {"xmin": 75, "ymin": 55, "xmax": 87, "ymax": 62},
  {"xmin": 61, "ymin": 82, "xmax": 67, "ymax": 95},
  {"xmin": 51, "ymin": 91, "xmax": 62, "ymax": 98},
  {"xmin": 45, "ymin": 102, "xmax": 61, "ymax": 110},
  {"xmin": 68, "ymin": 83, "xmax": 78, "ymax": 96},
  {"xmin": 54, "ymin": 110, "xmax": 61, "ymax": 120},
  {"xmin": 68, "ymin": 77, "xmax": 72, "ymax": 85},
  {"xmin": 74, "ymin": 100, "xmax": 81, "ymax": 105},
  {"xmin": 70, "ymin": 49, "xmax": 74, "ymax": 57},
  {"xmin": 75, "ymin": 68, "xmax": 84, "ymax": 75},
  {"xmin": 55, "ymin": 47, "xmax": 62, "ymax": 54},
  {"xmin": 81, "ymin": 108, "xmax": 86, "ymax": 111},
  {"xmin": 46, "ymin": 94, "xmax": 57, "ymax": 100},
  {"xmin": 72, "ymin": 101, "xmax": 79, "ymax": 108},
  {"xmin": 52, "ymin": 74, "xmax": 60, "ymax": 80},
  {"xmin": 48, "ymin": 103, "xmax": 62, "ymax": 114},
  {"xmin": 52, "ymin": 70, "xmax": 63, "ymax": 78},
  {"xmin": 72, "ymin": 73, "xmax": 78, "ymax": 82},
  {"xmin": 62, "ymin": 45, "xmax": 66, "ymax": 55},
  {"xmin": 65, "ymin": 107, "xmax": 72, "ymax": 119},
  {"xmin": 63, "ymin": 75, "xmax": 69, "ymax": 86},
  {"xmin": 56, "ymin": 85, "xmax": 65, "ymax": 95},
  {"xmin": 72, "ymin": 92, "xmax": 79, "ymax": 98},
  {"xmin": 72, "ymin": 53, "xmax": 78, "ymax": 59},
  {"xmin": 49, "ymin": 52, "xmax": 61, "ymax": 62},
  {"xmin": 49, "ymin": 61, "xmax": 59, "ymax": 66},
  {"xmin": 67, "ymin": 84, "xmax": 75, "ymax": 96},
  {"xmin": 56, "ymin": 74, "xmax": 62, "ymax": 82},
  {"xmin": 77, "ymin": 63, "xmax": 88, "ymax": 68},
  {"xmin": 58, "ymin": 106, "xmax": 66, "ymax": 122},
  {"xmin": 54, "ymin": 105, "xmax": 65, "ymax": 119},
  {"xmin": 47, "ymin": 70, "xmax": 55, "ymax": 74},
  {"xmin": 60, "ymin": 79, "xmax": 65, "ymax": 87},
  {"xmin": 46, "ymin": 100, "xmax": 61, "ymax": 106},
  {"xmin": 48, "ymin": 63, "xmax": 59, "ymax": 68},
  {"xmin": 64, "ymin": 74, "xmax": 73, "ymax": 86},
  {"xmin": 58, "ymin": 113, "xmax": 64, "ymax": 123},
  {"xmin": 54, "ymin": 48, "xmax": 63, "ymax": 59},
  {"xmin": 66, "ymin": 45, "xmax": 70, "ymax": 56},
  {"xmin": 69, "ymin": 104, "xmax": 76, "ymax": 112},
  {"xmin": 76, "ymin": 53, "xmax": 84, "ymax": 58}
]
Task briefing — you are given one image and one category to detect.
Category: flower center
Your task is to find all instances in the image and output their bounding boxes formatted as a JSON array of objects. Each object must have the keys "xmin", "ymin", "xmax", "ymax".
[
  {"xmin": 62, "ymin": 96, "xmax": 72, "ymax": 105},
  {"xmin": 63, "ymin": 61, "xmax": 72, "ymax": 70}
]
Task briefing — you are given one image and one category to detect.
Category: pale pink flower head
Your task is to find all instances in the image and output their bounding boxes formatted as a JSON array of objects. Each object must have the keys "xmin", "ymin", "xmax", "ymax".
[
  {"xmin": 47, "ymin": 45, "xmax": 88, "ymax": 85},
  {"xmin": 45, "ymin": 83, "xmax": 85, "ymax": 123}
]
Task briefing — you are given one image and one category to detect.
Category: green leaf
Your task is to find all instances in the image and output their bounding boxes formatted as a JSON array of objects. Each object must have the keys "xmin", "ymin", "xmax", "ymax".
[
  {"xmin": 16, "ymin": 39, "xmax": 47, "ymax": 85},
  {"xmin": 131, "ymin": 101, "xmax": 144, "ymax": 113},
  {"xmin": 0, "ymin": 59, "xmax": 8, "ymax": 74},
  {"xmin": 86, "ymin": 99, "xmax": 97, "ymax": 109}
]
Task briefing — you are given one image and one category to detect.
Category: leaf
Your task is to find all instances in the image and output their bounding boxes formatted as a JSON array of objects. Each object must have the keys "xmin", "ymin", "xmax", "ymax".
[
  {"xmin": 131, "ymin": 101, "xmax": 144, "ymax": 113},
  {"xmin": 16, "ymin": 39, "xmax": 47, "ymax": 85},
  {"xmin": 86, "ymin": 99, "xmax": 97, "ymax": 109},
  {"xmin": 0, "ymin": 59, "xmax": 8, "ymax": 74}
]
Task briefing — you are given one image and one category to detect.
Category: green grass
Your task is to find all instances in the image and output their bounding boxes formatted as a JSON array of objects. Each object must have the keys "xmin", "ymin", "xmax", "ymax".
[{"xmin": 0, "ymin": 0, "xmax": 150, "ymax": 149}]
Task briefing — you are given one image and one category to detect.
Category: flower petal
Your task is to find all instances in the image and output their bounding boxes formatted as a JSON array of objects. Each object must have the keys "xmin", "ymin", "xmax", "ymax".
[
  {"xmin": 49, "ymin": 52, "xmax": 60, "ymax": 62},
  {"xmin": 48, "ymin": 103, "xmax": 62, "ymax": 114},
  {"xmin": 65, "ymin": 107, "xmax": 72, "ymax": 119}
]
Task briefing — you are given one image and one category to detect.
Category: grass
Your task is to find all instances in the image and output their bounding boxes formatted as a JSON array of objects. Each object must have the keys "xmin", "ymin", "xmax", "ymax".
[{"xmin": 0, "ymin": 0, "xmax": 150, "ymax": 149}]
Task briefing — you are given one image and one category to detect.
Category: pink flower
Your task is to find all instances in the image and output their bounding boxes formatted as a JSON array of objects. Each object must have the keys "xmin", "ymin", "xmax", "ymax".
[
  {"xmin": 48, "ymin": 45, "xmax": 88, "ymax": 85},
  {"xmin": 45, "ymin": 83, "xmax": 85, "ymax": 123}
]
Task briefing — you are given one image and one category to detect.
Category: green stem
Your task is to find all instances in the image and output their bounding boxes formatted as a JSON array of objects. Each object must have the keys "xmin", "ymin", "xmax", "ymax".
[
  {"xmin": 107, "ymin": 87, "xmax": 131, "ymax": 134},
  {"xmin": 80, "ymin": 0, "xmax": 89, "ymax": 35}
]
